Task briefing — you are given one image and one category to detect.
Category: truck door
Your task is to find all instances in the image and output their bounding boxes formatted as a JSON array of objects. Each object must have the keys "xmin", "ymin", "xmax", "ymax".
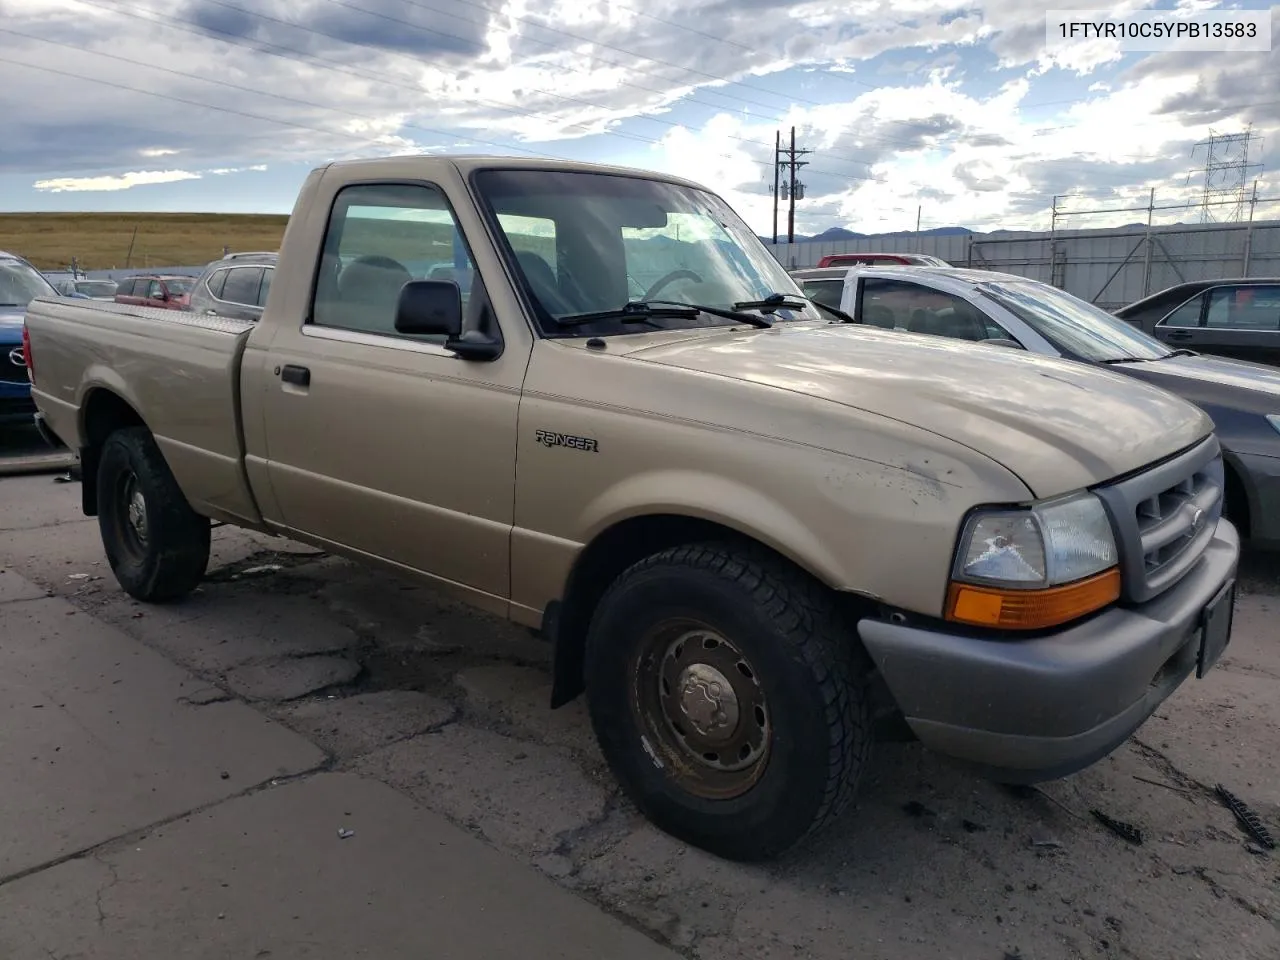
[{"xmin": 252, "ymin": 179, "xmax": 529, "ymax": 608}]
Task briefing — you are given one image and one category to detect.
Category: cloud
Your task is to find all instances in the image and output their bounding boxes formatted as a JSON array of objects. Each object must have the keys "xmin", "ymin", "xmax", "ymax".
[
  {"xmin": 33, "ymin": 169, "xmax": 204, "ymax": 193},
  {"xmin": 2, "ymin": 0, "xmax": 1278, "ymax": 232},
  {"xmin": 208, "ymin": 165, "xmax": 270, "ymax": 174}
]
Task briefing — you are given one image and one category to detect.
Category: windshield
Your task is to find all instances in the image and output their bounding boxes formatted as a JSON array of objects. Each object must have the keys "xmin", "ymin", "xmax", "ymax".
[
  {"xmin": 979, "ymin": 279, "xmax": 1172, "ymax": 362},
  {"xmin": 163, "ymin": 278, "xmax": 194, "ymax": 294},
  {"xmin": 0, "ymin": 258, "xmax": 57, "ymax": 307},
  {"xmin": 76, "ymin": 280, "xmax": 118, "ymax": 297},
  {"xmin": 472, "ymin": 169, "xmax": 821, "ymax": 334}
]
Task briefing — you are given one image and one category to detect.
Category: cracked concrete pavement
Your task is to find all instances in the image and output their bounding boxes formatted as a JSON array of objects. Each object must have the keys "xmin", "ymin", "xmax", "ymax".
[{"xmin": 1, "ymin": 470, "xmax": 1279, "ymax": 960}]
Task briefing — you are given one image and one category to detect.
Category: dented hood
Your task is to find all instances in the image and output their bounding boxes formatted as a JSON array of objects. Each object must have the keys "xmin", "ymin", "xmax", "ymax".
[{"xmin": 620, "ymin": 322, "xmax": 1213, "ymax": 498}]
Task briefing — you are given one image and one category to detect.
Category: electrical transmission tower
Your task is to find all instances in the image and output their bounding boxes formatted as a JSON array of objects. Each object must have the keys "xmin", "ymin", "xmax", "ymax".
[
  {"xmin": 1189, "ymin": 125, "xmax": 1262, "ymax": 223},
  {"xmin": 771, "ymin": 127, "xmax": 811, "ymax": 244}
]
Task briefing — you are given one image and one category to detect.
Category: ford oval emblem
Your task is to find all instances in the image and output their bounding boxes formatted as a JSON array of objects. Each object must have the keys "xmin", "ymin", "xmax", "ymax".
[{"xmin": 8, "ymin": 347, "xmax": 23, "ymax": 366}]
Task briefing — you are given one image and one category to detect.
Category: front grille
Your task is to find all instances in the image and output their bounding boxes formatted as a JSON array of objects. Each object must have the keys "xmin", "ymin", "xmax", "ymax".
[
  {"xmin": 1093, "ymin": 435, "xmax": 1224, "ymax": 605},
  {"xmin": 0, "ymin": 347, "xmax": 27, "ymax": 384}
]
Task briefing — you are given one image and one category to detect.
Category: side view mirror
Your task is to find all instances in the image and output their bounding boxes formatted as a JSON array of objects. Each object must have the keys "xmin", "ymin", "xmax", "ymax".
[
  {"xmin": 394, "ymin": 279, "xmax": 500, "ymax": 361},
  {"xmin": 395, "ymin": 279, "xmax": 462, "ymax": 336},
  {"xmin": 981, "ymin": 338, "xmax": 1024, "ymax": 350}
]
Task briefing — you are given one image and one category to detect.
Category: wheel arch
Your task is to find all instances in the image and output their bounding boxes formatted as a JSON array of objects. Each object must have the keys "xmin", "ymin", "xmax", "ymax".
[
  {"xmin": 546, "ymin": 511, "xmax": 872, "ymax": 709},
  {"xmin": 78, "ymin": 387, "xmax": 149, "ymax": 516},
  {"xmin": 1222, "ymin": 453, "xmax": 1253, "ymax": 540}
]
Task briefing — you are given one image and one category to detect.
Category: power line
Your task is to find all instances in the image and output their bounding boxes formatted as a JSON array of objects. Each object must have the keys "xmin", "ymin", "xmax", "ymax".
[
  {"xmin": 181, "ymin": 0, "xmax": 941, "ymax": 156},
  {"xmin": 0, "ymin": 53, "xmax": 567, "ymax": 159},
  {"xmin": 75, "ymin": 0, "xmax": 892, "ymax": 175},
  {"xmin": 24, "ymin": 3, "xmax": 1279, "ymax": 229},
  {"xmin": 26, "ymin": 5, "xmax": 897, "ymax": 186},
  {"xmin": 0, "ymin": 37, "xmax": 883, "ymax": 194}
]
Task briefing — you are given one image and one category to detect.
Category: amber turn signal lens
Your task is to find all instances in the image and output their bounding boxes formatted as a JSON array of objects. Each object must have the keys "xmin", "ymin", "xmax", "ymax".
[{"xmin": 945, "ymin": 567, "xmax": 1121, "ymax": 630}]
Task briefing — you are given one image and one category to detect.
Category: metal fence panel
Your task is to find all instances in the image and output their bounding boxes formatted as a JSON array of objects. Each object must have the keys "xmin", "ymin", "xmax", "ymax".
[{"xmin": 768, "ymin": 219, "xmax": 1280, "ymax": 310}]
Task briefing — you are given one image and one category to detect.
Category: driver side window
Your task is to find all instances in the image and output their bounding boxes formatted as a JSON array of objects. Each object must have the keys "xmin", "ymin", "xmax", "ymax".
[{"xmin": 311, "ymin": 182, "xmax": 475, "ymax": 342}]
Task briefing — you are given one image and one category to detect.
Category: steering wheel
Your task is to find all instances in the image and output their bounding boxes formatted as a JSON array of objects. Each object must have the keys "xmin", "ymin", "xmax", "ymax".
[{"xmin": 642, "ymin": 269, "xmax": 703, "ymax": 301}]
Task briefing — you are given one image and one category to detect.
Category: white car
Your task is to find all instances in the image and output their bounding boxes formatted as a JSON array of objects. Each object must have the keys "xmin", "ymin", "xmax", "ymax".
[{"xmin": 829, "ymin": 263, "xmax": 1280, "ymax": 548}]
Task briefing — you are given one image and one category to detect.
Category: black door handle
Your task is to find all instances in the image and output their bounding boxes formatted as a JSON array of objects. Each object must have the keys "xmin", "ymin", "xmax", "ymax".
[
  {"xmin": 1165, "ymin": 330, "xmax": 1192, "ymax": 341},
  {"xmin": 281, "ymin": 364, "xmax": 310, "ymax": 386}
]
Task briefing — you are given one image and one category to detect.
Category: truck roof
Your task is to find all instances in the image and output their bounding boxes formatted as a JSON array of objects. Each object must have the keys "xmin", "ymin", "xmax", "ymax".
[{"xmin": 318, "ymin": 154, "xmax": 710, "ymax": 191}]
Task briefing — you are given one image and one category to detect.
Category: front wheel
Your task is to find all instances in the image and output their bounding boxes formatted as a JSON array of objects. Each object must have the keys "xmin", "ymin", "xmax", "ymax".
[
  {"xmin": 583, "ymin": 542, "xmax": 871, "ymax": 861},
  {"xmin": 97, "ymin": 426, "xmax": 211, "ymax": 602}
]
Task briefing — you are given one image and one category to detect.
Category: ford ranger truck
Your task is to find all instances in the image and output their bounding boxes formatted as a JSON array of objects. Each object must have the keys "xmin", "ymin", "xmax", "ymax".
[{"xmin": 22, "ymin": 156, "xmax": 1240, "ymax": 862}]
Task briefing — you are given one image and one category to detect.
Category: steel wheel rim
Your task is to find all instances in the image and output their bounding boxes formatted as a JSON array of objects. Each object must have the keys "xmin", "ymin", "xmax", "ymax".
[
  {"xmin": 117, "ymin": 470, "xmax": 149, "ymax": 561},
  {"xmin": 631, "ymin": 619, "xmax": 771, "ymax": 800}
]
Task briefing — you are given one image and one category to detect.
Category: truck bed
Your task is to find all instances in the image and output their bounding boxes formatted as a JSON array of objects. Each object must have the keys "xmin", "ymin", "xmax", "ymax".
[{"xmin": 24, "ymin": 297, "xmax": 263, "ymax": 525}]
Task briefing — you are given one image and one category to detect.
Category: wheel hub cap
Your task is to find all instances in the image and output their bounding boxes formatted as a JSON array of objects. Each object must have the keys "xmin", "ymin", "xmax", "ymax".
[
  {"xmin": 126, "ymin": 482, "xmax": 147, "ymax": 542},
  {"xmin": 630, "ymin": 624, "xmax": 771, "ymax": 798},
  {"xmin": 676, "ymin": 663, "xmax": 739, "ymax": 742}
]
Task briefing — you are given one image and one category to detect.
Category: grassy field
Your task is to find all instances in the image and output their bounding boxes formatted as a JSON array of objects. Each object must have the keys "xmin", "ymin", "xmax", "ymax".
[
  {"xmin": 0, "ymin": 213, "xmax": 291, "ymax": 271},
  {"xmin": 0, "ymin": 212, "xmax": 559, "ymax": 272}
]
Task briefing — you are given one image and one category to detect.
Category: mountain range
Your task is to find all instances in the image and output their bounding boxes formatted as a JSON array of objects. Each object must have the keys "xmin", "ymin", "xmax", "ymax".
[{"xmin": 759, "ymin": 222, "xmax": 1157, "ymax": 245}]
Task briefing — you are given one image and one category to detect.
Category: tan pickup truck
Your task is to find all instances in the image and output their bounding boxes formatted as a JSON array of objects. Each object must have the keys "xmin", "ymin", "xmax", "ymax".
[{"xmin": 23, "ymin": 156, "xmax": 1240, "ymax": 861}]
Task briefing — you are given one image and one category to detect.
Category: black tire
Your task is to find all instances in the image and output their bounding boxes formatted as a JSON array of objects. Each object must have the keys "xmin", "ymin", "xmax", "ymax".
[
  {"xmin": 96, "ymin": 426, "xmax": 211, "ymax": 602},
  {"xmin": 583, "ymin": 542, "xmax": 871, "ymax": 861}
]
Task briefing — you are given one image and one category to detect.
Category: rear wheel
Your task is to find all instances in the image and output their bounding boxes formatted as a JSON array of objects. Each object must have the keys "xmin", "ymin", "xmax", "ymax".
[
  {"xmin": 97, "ymin": 426, "xmax": 210, "ymax": 602},
  {"xmin": 583, "ymin": 542, "xmax": 871, "ymax": 861}
]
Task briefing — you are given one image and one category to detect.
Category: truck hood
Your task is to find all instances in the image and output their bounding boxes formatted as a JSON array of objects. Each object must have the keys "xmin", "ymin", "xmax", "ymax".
[{"xmin": 619, "ymin": 322, "xmax": 1212, "ymax": 498}]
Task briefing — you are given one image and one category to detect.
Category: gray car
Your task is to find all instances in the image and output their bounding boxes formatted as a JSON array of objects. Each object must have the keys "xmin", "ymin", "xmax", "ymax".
[
  {"xmin": 831, "ymin": 265, "xmax": 1280, "ymax": 548},
  {"xmin": 188, "ymin": 251, "xmax": 276, "ymax": 321},
  {"xmin": 1114, "ymin": 278, "xmax": 1280, "ymax": 369}
]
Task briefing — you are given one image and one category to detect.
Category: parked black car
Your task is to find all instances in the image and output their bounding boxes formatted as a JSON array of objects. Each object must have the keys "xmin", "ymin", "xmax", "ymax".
[
  {"xmin": 1115, "ymin": 278, "xmax": 1280, "ymax": 368},
  {"xmin": 188, "ymin": 251, "xmax": 277, "ymax": 322}
]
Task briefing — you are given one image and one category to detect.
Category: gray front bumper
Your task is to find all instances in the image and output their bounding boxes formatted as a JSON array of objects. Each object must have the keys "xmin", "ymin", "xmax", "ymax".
[{"xmin": 857, "ymin": 518, "xmax": 1240, "ymax": 783}]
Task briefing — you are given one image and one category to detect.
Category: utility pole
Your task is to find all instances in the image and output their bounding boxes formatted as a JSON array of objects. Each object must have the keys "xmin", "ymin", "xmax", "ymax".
[
  {"xmin": 773, "ymin": 126, "xmax": 811, "ymax": 244},
  {"xmin": 1142, "ymin": 188, "xmax": 1155, "ymax": 296},
  {"xmin": 772, "ymin": 130, "xmax": 780, "ymax": 246},
  {"xmin": 1243, "ymin": 179, "xmax": 1260, "ymax": 275}
]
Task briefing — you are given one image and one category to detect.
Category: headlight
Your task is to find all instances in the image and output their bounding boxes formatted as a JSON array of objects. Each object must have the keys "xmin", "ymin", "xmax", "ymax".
[
  {"xmin": 946, "ymin": 493, "xmax": 1121, "ymax": 630},
  {"xmin": 1267, "ymin": 414, "xmax": 1280, "ymax": 437}
]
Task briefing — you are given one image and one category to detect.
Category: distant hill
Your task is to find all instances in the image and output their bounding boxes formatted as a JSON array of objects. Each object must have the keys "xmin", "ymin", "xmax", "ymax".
[
  {"xmin": 0, "ymin": 212, "xmax": 290, "ymax": 271},
  {"xmin": 761, "ymin": 224, "xmax": 975, "ymax": 244}
]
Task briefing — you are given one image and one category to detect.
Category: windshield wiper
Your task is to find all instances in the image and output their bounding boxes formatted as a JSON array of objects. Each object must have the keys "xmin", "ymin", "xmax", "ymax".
[
  {"xmin": 1167, "ymin": 348, "xmax": 1198, "ymax": 358},
  {"xmin": 555, "ymin": 299, "xmax": 774, "ymax": 329},
  {"xmin": 734, "ymin": 291, "xmax": 854, "ymax": 323},
  {"xmin": 733, "ymin": 292, "xmax": 805, "ymax": 312},
  {"xmin": 553, "ymin": 301, "xmax": 701, "ymax": 327},
  {"xmin": 645, "ymin": 299, "xmax": 774, "ymax": 328}
]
